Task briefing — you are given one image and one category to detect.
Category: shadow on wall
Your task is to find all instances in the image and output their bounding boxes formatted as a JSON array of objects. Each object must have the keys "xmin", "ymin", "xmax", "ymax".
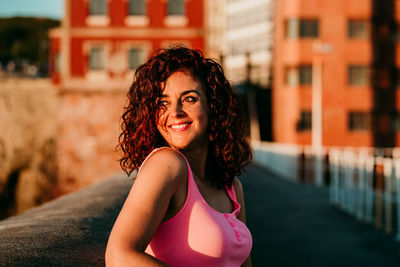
[{"xmin": 0, "ymin": 79, "xmax": 58, "ymax": 219}]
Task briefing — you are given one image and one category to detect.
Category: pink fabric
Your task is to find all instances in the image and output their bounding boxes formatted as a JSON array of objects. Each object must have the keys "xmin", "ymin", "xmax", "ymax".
[{"xmin": 144, "ymin": 148, "xmax": 252, "ymax": 267}]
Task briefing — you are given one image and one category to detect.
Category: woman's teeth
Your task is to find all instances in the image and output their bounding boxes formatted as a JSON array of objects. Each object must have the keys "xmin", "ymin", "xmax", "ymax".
[{"xmin": 171, "ymin": 123, "xmax": 189, "ymax": 130}]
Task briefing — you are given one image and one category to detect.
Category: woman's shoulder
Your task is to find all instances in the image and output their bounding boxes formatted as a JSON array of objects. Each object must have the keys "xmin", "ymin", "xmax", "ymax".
[{"xmin": 138, "ymin": 147, "xmax": 188, "ymax": 183}]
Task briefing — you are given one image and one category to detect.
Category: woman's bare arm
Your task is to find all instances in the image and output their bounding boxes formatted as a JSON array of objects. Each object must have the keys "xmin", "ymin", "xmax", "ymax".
[
  {"xmin": 233, "ymin": 178, "xmax": 252, "ymax": 267},
  {"xmin": 105, "ymin": 148, "xmax": 187, "ymax": 267}
]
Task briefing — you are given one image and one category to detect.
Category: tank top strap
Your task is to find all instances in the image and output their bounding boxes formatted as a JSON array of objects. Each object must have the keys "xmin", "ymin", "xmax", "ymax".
[
  {"xmin": 225, "ymin": 183, "xmax": 241, "ymax": 216},
  {"xmin": 225, "ymin": 184, "xmax": 237, "ymax": 202}
]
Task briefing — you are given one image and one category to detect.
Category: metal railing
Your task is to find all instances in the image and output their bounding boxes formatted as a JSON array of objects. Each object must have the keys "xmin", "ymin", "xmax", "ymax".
[{"xmin": 252, "ymin": 141, "xmax": 400, "ymax": 241}]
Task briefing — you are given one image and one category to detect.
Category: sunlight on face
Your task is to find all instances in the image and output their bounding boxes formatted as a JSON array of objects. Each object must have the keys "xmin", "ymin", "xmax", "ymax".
[{"xmin": 157, "ymin": 71, "xmax": 208, "ymax": 150}]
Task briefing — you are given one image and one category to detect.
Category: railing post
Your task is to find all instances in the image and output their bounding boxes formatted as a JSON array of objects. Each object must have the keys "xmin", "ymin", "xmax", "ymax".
[
  {"xmin": 383, "ymin": 158, "xmax": 393, "ymax": 235},
  {"xmin": 329, "ymin": 149, "xmax": 340, "ymax": 205},
  {"xmin": 365, "ymin": 156, "xmax": 375, "ymax": 224},
  {"xmin": 375, "ymin": 157, "xmax": 384, "ymax": 230},
  {"xmin": 315, "ymin": 148, "xmax": 324, "ymax": 187},
  {"xmin": 394, "ymin": 159, "xmax": 400, "ymax": 241},
  {"xmin": 298, "ymin": 148, "xmax": 305, "ymax": 183},
  {"xmin": 356, "ymin": 152, "xmax": 365, "ymax": 221},
  {"xmin": 351, "ymin": 150, "xmax": 357, "ymax": 216},
  {"xmin": 339, "ymin": 150, "xmax": 346, "ymax": 209},
  {"xmin": 343, "ymin": 149, "xmax": 355, "ymax": 214}
]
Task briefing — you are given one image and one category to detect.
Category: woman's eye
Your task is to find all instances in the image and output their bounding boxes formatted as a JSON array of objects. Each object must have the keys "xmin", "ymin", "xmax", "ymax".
[
  {"xmin": 184, "ymin": 96, "xmax": 196, "ymax": 102},
  {"xmin": 159, "ymin": 100, "xmax": 168, "ymax": 106}
]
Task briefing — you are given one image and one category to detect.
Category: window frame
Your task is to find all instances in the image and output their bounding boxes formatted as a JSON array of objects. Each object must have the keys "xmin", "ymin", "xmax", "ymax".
[
  {"xmin": 285, "ymin": 65, "xmax": 313, "ymax": 86},
  {"xmin": 89, "ymin": 0, "xmax": 107, "ymax": 15},
  {"xmin": 286, "ymin": 18, "xmax": 319, "ymax": 39},
  {"xmin": 297, "ymin": 110, "xmax": 312, "ymax": 131},
  {"xmin": 167, "ymin": 0, "xmax": 185, "ymax": 16},
  {"xmin": 348, "ymin": 111, "xmax": 371, "ymax": 131},
  {"xmin": 128, "ymin": 0, "xmax": 146, "ymax": 16},
  {"xmin": 348, "ymin": 65, "xmax": 370, "ymax": 86},
  {"xmin": 128, "ymin": 47, "xmax": 146, "ymax": 70},
  {"xmin": 348, "ymin": 19, "xmax": 369, "ymax": 39}
]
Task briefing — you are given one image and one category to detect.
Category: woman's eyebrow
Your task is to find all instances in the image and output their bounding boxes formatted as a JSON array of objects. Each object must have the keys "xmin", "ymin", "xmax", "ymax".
[
  {"xmin": 181, "ymin": 90, "xmax": 200, "ymax": 96},
  {"xmin": 159, "ymin": 90, "xmax": 200, "ymax": 98}
]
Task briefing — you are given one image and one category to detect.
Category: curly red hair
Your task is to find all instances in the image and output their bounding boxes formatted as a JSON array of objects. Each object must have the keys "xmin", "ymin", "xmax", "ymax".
[{"xmin": 119, "ymin": 46, "xmax": 252, "ymax": 187}]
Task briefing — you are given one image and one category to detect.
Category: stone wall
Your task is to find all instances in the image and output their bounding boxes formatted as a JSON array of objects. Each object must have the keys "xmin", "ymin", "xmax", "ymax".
[
  {"xmin": 56, "ymin": 90, "xmax": 126, "ymax": 195},
  {"xmin": 0, "ymin": 78, "xmax": 129, "ymax": 219},
  {"xmin": 0, "ymin": 79, "xmax": 58, "ymax": 218}
]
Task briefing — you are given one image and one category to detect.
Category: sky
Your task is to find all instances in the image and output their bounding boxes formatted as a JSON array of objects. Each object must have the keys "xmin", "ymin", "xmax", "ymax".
[{"xmin": 0, "ymin": 0, "xmax": 63, "ymax": 19}]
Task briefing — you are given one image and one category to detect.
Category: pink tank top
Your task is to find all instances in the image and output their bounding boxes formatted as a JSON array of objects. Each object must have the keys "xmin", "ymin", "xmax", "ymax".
[{"xmin": 144, "ymin": 148, "xmax": 252, "ymax": 267}]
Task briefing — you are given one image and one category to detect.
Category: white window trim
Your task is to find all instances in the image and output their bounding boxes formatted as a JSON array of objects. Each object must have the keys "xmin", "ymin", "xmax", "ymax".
[
  {"xmin": 86, "ymin": 15, "xmax": 110, "ymax": 26},
  {"xmin": 162, "ymin": 0, "xmax": 189, "ymax": 26},
  {"xmin": 83, "ymin": 42, "xmax": 111, "ymax": 81},
  {"xmin": 85, "ymin": 0, "xmax": 110, "ymax": 26},
  {"xmin": 122, "ymin": 42, "xmax": 152, "ymax": 79},
  {"xmin": 125, "ymin": 15, "xmax": 150, "ymax": 26},
  {"xmin": 164, "ymin": 15, "xmax": 188, "ymax": 27}
]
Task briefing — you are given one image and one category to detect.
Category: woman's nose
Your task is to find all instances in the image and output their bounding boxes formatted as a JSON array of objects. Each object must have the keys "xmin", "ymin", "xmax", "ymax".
[{"xmin": 171, "ymin": 101, "xmax": 185, "ymax": 117}]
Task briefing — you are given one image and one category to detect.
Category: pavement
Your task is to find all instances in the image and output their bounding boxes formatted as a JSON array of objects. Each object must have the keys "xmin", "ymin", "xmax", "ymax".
[
  {"xmin": 1, "ymin": 164, "xmax": 400, "ymax": 266},
  {"xmin": 241, "ymin": 163, "xmax": 400, "ymax": 267}
]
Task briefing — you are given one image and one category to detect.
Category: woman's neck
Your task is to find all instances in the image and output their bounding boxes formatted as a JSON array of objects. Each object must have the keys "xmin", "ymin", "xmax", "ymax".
[{"xmin": 180, "ymin": 144, "xmax": 208, "ymax": 181}]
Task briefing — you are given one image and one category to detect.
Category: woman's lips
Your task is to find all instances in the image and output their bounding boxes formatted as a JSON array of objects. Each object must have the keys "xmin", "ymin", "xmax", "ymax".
[{"xmin": 169, "ymin": 122, "xmax": 192, "ymax": 132}]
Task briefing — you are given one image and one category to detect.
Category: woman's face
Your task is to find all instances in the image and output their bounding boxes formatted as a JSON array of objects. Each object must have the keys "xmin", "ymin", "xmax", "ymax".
[{"xmin": 157, "ymin": 71, "xmax": 208, "ymax": 151}]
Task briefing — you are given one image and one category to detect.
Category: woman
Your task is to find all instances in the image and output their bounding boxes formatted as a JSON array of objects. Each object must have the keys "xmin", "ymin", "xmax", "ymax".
[{"xmin": 106, "ymin": 46, "xmax": 252, "ymax": 267}]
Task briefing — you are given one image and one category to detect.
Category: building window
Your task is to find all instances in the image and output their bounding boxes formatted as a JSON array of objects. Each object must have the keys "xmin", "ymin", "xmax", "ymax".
[
  {"xmin": 168, "ymin": 0, "xmax": 185, "ymax": 15},
  {"xmin": 90, "ymin": 0, "xmax": 107, "ymax": 15},
  {"xmin": 397, "ymin": 68, "xmax": 400, "ymax": 86},
  {"xmin": 348, "ymin": 65, "xmax": 369, "ymax": 85},
  {"xmin": 285, "ymin": 65, "xmax": 312, "ymax": 86},
  {"xmin": 286, "ymin": 18, "xmax": 319, "ymax": 38},
  {"xmin": 348, "ymin": 20, "xmax": 369, "ymax": 39},
  {"xmin": 349, "ymin": 112, "xmax": 371, "ymax": 131},
  {"xmin": 89, "ymin": 47, "xmax": 106, "ymax": 70},
  {"xmin": 128, "ymin": 48, "xmax": 145, "ymax": 70},
  {"xmin": 394, "ymin": 24, "xmax": 400, "ymax": 41},
  {"xmin": 297, "ymin": 111, "xmax": 312, "ymax": 131},
  {"xmin": 128, "ymin": 0, "xmax": 146, "ymax": 15},
  {"xmin": 392, "ymin": 113, "xmax": 400, "ymax": 131}
]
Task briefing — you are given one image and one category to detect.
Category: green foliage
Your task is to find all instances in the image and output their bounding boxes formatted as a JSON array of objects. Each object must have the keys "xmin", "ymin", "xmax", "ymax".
[{"xmin": 0, "ymin": 17, "xmax": 60, "ymax": 70}]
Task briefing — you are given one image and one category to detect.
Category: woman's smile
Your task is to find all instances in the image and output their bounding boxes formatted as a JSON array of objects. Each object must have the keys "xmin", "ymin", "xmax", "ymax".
[{"xmin": 169, "ymin": 122, "xmax": 192, "ymax": 131}]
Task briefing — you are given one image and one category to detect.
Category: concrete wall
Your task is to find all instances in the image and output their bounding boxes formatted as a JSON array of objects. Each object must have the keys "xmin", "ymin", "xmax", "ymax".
[{"xmin": 0, "ymin": 173, "xmax": 132, "ymax": 267}]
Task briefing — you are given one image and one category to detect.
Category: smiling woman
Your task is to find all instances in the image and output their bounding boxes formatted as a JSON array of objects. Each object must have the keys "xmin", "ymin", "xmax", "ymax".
[
  {"xmin": 156, "ymin": 71, "xmax": 209, "ymax": 151},
  {"xmin": 106, "ymin": 46, "xmax": 253, "ymax": 267}
]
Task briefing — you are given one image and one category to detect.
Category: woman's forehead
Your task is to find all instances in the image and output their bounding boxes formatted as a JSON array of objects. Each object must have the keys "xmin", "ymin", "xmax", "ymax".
[{"xmin": 160, "ymin": 71, "xmax": 204, "ymax": 94}]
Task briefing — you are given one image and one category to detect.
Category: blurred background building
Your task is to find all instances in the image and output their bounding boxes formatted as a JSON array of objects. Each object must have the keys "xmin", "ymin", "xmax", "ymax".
[
  {"xmin": 273, "ymin": 0, "xmax": 400, "ymax": 147},
  {"xmin": 224, "ymin": 0, "xmax": 274, "ymax": 88}
]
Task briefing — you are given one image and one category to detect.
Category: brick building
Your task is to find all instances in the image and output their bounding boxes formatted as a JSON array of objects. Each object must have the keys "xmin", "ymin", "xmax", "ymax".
[
  {"xmin": 49, "ymin": 0, "xmax": 205, "ymax": 195},
  {"xmin": 273, "ymin": 0, "xmax": 400, "ymax": 147}
]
